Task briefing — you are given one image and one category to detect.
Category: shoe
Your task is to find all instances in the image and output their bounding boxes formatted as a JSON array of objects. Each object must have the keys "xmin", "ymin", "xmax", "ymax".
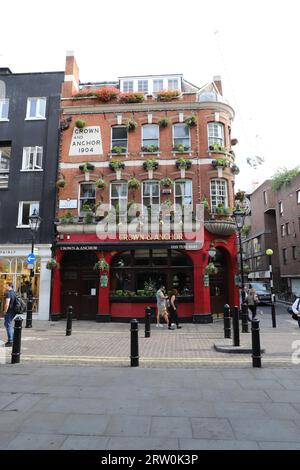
[
  {"xmin": 156, "ymin": 324, "xmax": 159, "ymax": 328},
  {"xmin": 159, "ymin": 324, "xmax": 164, "ymax": 328},
  {"xmin": 168, "ymin": 327, "xmax": 175, "ymax": 330},
  {"xmin": 5, "ymin": 342, "xmax": 13, "ymax": 347},
  {"xmin": 177, "ymin": 326, "xmax": 182, "ymax": 329}
]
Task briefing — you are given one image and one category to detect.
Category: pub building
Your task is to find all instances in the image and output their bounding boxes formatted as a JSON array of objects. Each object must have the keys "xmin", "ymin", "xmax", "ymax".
[{"xmin": 51, "ymin": 52, "xmax": 239, "ymax": 323}]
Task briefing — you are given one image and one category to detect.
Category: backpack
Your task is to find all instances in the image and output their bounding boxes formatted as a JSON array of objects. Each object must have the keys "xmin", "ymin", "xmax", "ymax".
[{"xmin": 13, "ymin": 293, "xmax": 27, "ymax": 316}]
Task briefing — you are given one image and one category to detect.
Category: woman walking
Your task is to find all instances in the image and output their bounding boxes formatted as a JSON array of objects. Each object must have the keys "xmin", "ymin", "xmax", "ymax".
[{"xmin": 168, "ymin": 289, "xmax": 182, "ymax": 330}]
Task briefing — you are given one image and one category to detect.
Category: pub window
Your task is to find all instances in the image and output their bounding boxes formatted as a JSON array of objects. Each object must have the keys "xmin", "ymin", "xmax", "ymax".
[
  {"xmin": 111, "ymin": 126, "xmax": 128, "ymax": 153},
  {"xmin": 79, "ymin": 183, "xmax": 96, "ymax": 213},
  {"xmin": 279, "ymin": 201, "xmax": 283, "ymax": 216},
  {"xmin": 175, "ymin": 180, "xmax": 192, "ymax": 207},
  {"xmin": 210, "ymin": 179, "xmax": 228, "ymax": 210},
  {"xmin": 110, "ymin": 249, "xmax": 194, "ymax": 297},
  {"xmin": 110, "ymin": 181, "xmax": 128, "ymax": 212},
  {"xmin": 26, "ymin": 97, "xmax": 46, "ymax": 120},
  {"xmin": 173, "ymin": 124, "xmax": 191, "ymax": 151},
  {"xmin": 142, "ymin": 181, "xmax": 160, "ymax": 209},
  {"xmin": 281, "ymin": 224, "xmax": 286, "ymax": 237},
  {"xmin": 208, "ymin": 122, "xmax": 225, "ymax": 148},
  {"xmin": 142, "ymin": 124, "xmax": 159, "ymax": 149},
  {"xmin": 18, "ymin": 201, "xmax": 40, "ymax": 227}
]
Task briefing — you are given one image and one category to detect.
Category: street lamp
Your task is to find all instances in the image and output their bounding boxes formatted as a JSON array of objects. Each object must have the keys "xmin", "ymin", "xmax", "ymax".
[
  {"xmin": 233, "ymin": 203, "xmax": 248, "ymax": 334},
  {"xmin": 26, "ymin": 209, "xmax": 42, "ymax": 328},
  {"xmin": 266, "ymin": 248, "xmax": 276, "ymax": 328},
  {"xmin": 208, "ymin": 243, "xmax": 217, "ymax": 260}
]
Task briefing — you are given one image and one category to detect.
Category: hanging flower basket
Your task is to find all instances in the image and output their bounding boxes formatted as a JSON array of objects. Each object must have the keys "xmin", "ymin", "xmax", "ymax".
[
  {"xmin": 46, "ymin": 259, "xmax": 60, "ymax": 270},
  {"xmin": 158, "ymin": 117, "xmax": 171, "ymax": 128},
  {"xmin": 128, "ymin": 177, "xmax": 140, "ymax": 190},
  {"xmin": 100, "ymin": 273, "xmax": 109, "ymax": 288},
  {"xmin": 79, "ymin": 162, "xmax": 95, "ymax": 172},
  {"xmin": 96, "ymin": 179, "xmax": 107, "ymax": 190},
  {"xmin": 124, "ymin": 119, "xmax": 138, "ymax": 132},
  {"xmin": 75, "ymin": 119, "xmax": 86, "ymax": 129},
  {"xmin": 231, "ymin": 164, "xmax": 240, "ymax": 175},
  {"xmin": 184, "ymin": 115, "xmax": 197, "ymax": 128},
  {"xmin": 204, "ymin": 262, "xmax": 218, "ymax": 275},
  {"xmin": 160, "ymin": 177, "xmax": 173, "ymax": 188},
  {"xmin": 94, "ymin": 259, "xmax": 110, "ymax": 272},
  {"xmin": 56, "ymin": 178, "xmax": 66, "ymax": 188}
]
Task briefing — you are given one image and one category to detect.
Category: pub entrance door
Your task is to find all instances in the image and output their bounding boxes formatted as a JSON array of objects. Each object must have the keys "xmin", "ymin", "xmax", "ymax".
[
  {"xmin": 61, "ymin": 252, "xmax": 99, "ymax": 320},
  {"xmin": 209, "ymin": 249, "xmax": 229, "ymax": 315}
]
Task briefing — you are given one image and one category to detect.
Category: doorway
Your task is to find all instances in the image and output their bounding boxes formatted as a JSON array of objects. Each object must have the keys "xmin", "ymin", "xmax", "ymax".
[
  {"xmin": 209, "ymin": 248, "xmax": 229, "ymax": 314},
  {"xmin": 61, "ymin": 252, "xmax": 99, "ymax": 320}
]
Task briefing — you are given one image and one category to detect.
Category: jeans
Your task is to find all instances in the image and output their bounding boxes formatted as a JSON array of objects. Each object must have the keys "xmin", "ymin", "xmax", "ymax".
[{"xmin": 4, "ymin": 313, "xmax": 14, "ymax": 343}]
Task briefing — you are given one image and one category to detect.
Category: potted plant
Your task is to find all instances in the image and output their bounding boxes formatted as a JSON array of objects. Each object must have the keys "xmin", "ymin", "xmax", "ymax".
[
  {"xmin": 111, "ymin": 146, "xmax": 127, "ymax": 155},
  {"xmin": 176, "ymin": 157, "xmax": 192, "ymax": 177},
  {"xmin": 79, "ymin": 162, "xmax": 95, "ymax": 181},
  {"xmin": 173, "ymin": 143, "xmax": 189, "ymax": 153},
  {"xmin": 128, "ymin": 177, "xmax": 140, "ymax": 190},
  {"xmin": 94, "ymin": 258, "xmax": 110, "ymax": 272},
  {"xmin": 156, "ymin": 90, "xmax": 181, "ymax": 102},
  {"xmin": 184, "ymin": 115, "xmax": 197, "ymax": 128},
  {"xmin": 212, "ymin": 158, "xmax": 230, "ymax": 177},
  {"xmin": 84, "ymin": 212, "xmax": 94, "ymax": 224},
  {"xmin": 160, "ymin": 177, "xmax": 173, "ymax": 188},
  {"xmin": 141, "ymin": 145, "xmax": 159, "ymax": 153},
  {"xmin": 95, "ymin": 86, "xmax": 119, "ymax": 103},
  {"xmin": 143, "ymin": 159, "xmax": 159, "ymax": 179},
  {"xmin": 75, "ymin": 119, "xmax": 86, "ymax": 129},
  {"xmin": 56, "ymin": 177, "xmax": 65, "ymax": 188},
  {"xmin": 204, "ymin": 262, "xmax": 218, "ymax": 275},
  {"xmin": 46, "ymin": 259, "xmax": 60, "ymax": 270},
  {"xmin": 124, "ymin": 118, "xmax": 138, "ymax": 132},
  {"xmin": 119, "ymin": 92, "xmax": 145, "ymax": 104},
  {"xmin": 60, "ymin": 211, "xmax": 74, "ymax": 224},
  {"xmin": 109, "ymin": 160, "xmax": 125, "ymax": 180},
  {"xmin": 158, "ymin": 117, "xmax": 171, "ymax": 128},
  {"xmin": 209, "ymin": 143, "xmax": 226, "ymax": 153},
  {"xmin": 96, "ymin": 178, "xmax": 107, "ymax": 190}
]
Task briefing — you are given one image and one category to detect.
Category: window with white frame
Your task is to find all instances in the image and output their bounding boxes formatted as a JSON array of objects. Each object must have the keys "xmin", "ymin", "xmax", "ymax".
[
  {"xmin": 279, "ymin": 201, "xmax": 283, "ymax": 216},
  {"xmin": 175, "ymin": 180, "xmax": 193, "ymax": 207},
  {"xmin": 0, "ymin": 145, "xmax": 11, "ymax": 189},
  {"xmin": 168, "ymin": 79, "xmax": 179, "ymax": 90},
  {"xmin": 22, "ymin": 147, "xmax": 43, "ymax": 170},
  {"xmin": 18, "ymin": 202, "xmax": 40, "ymax": 227},
  {"xmin": 0, "ymin": 99, "xmax": 9, "ymax": 120},
  {"xmin": 123, "ymin": 81, "xmax": 134, "ymax": 93},
  {"xmin": 138, "ymin": 80, "xmax": 148, "ymax": 93},
  {"xmin": 79, "ymin": 183, "xmax": 96, "ymax": 213},
  {"xmin": 111, "ymin": 126, "xmax": 128, "ymax": 152},
  {"xmin": 142, "ymin": 125, "xmax": 159, "ymax": 149},
  {"xmin": 281, "ymin": 224, "xmax": 286, "ymax": 237},
  {"xmin": 110, "ymin": 181, "xmax": 128, "ymax": 212},
  {"xmin": 173, "ymin": 124, "xmax": 190, "ymax": 150},
  {"xmin": 153, "ymin": 79, "xmax": 164, "ymax": 92},
  {"xmin": 142, "ymin": 181, "xmax": 160, "ymax": 208},
  {"xmin": 297, "ymin": 189, "xmax": 300, "ymax": 204},
  {"xmin": 208, "ymin": 122, "xmax": 225, "ymax": 148},
  {"xmin": 210, "ymin": 179, "xmax": 228, "ymax": 209},
  {"xmin": 26, "ymin": 97, "xmax": 47, "ymax": 119}
]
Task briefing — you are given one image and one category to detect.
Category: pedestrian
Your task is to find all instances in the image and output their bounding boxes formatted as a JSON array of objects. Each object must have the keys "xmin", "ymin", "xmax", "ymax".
[
  {"xmin": 292, "ymin": 295, "xmax": 300, "ymax": 328},
  {"xmin": 155, "ymin": 285, "xmax": 169, "ymax": 328},
  {"xmin": 247, "ymin": 284, "xmax": 258, "ymax": 320},
  {"xmin": 167, "ymin": 289, "xmax": 182, "ymax": 330},
  {"xmin": 3, "ymin": 282, "xmax": 16, "ymax": 347}
]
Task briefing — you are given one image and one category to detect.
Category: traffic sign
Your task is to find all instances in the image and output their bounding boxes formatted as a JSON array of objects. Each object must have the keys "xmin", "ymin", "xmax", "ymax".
[{"xmin": 27, "ymin": 253, "xmax": 36, "ymax": 264}]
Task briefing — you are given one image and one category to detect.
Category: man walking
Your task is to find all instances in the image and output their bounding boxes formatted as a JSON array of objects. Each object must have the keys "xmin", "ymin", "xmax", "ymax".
[{"xmin": 3, "ymin": 282, "xmax": 16, "ymax": 347}]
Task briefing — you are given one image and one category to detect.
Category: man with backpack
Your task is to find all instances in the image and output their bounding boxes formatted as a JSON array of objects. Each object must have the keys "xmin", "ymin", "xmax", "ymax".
[
  {"xmin": 3, "ymin": 282, "xmax": 17, "ymax": 347},
  {"xmin": 292, "ymin": 296, "xmax": 300, "ymax": 328}
]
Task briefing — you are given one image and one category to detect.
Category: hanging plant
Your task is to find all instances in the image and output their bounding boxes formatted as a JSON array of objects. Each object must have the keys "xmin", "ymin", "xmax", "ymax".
[
  {"xmin": 75, "ymin": 119, "xmax": 86, "ymax": 129},
  {"xmin": 94, "ymin": 258, "xmax": 110, "ymax": 272},
  {"xmin": 109, "ymin": 160, "xmax": 125, "ymax": 172},
  {"xmin": 158, "ymin": 117, "xmax": 171, "ymax": 128},
  {"xmin": 160, "ymin": 177, "xmax": 173, "ymax": 188},
  {"xmin": 128, "ymin": 177, "xmax": 141, "ymax": 189},
  {"xmin": 56, "ymin": 178, "xmax": 66, "ymax": 188},
  {"xmin": 111, "ymin": 146, "xmax": 127, "ymax": 155},
  {"xmin": 96, "ymin": 178, "xmax": 107, "ymax": 190},
  {"xmin": 119, "ymin": 92, "xmax": 145, "ymax": 104},
  {"xmin": 204, "ymin": 262, "xmax": 218, "ymax": 275},
  {"xmin": 124, "ymin": 118, "xmax": 138, "ymax": 132},
  {"xmin": 231, "ymin": 138, "xmax": 239, "ymax": 146},
  {"xmin": 184, "ymin": 115, "xmax": 197, "ymax": 128},
  {"xmin": 175, "ymin": 157, "xmax": 192, "ymax": 170},
  {"xmin": 212, "ymin": 158, "xmax": 230, "ymax": 168},
  {"xmin": 79, "ymin": 162, "xmax": 95, "ymax": 172},
  {"xmin": 143, "ymin": 159, "xmax": 159, "ymax": 171},
  {"xmin": 156, "ymin": 90, "xmax": 181, "ymax": 102},
  {"xmin": 231, "ymin": 164, "xmax": 240, "ymax": 175},
  {"xmin": 46, "ymin": 259, "xmax": 60, "ymax": 270},
  {"xmin": 95, "ymin": 87, "xmax": 119, "ymax": 103}
]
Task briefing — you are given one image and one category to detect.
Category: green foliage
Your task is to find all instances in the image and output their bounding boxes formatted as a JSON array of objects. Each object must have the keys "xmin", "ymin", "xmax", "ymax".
[
  {"xmin": 111, "ymin": 146, "xmax": 127, "ymax": 155},
  {"xmin": 158, "ymin": 117, "xmax": 171, "ymax": 128},
  {"xmin": 124, "ymin": 119, "xmax": 138, "ymax": 131},
  {"xmin": 109, "ymin": 160, "xmax": 125, "ymax": 171},
  {"xmin": 160, "ymin": 177, "xmax": 173, "ymax": 188},
  {"xmin": 141, "ymin": 145, "xmax": 159, "ymax": 153},
  {"xmin": 94, "ymin": 259, "xmax": 110, "ymax": 272},
  {"xmin": 143, "ymin": 159, "xmax": 159, "ymax": 171},
  {"xmin": 184, "ymin": 115, "xmax": 197, "ymax": 127},
  {"xmin": 242, "ymin": 224, "xmax": 251, "ymax": 237},
  {"xmin": 84, "ymin": 212, "xmax": 94, "ymax": 224},
  {"xmin": 176, "ymin": 157, "xmax": 192, "ymax": 169},
  {"xmin": 79, "ymin": 162, "xmax": 95, "ymax": 172},
  {"xmin": 212, "ymin": 158, "xmax": 230, "ymax": 168},
  {"xmin": 75, "ymin": 119, "xmax": 86, "ymax": 128},
  {"xmin": 235, "ymin": 190, "xmax": 246, "ymax": 202},
  {"xmin": 128, "ymin": 177, "xmax": 141, "ymax": 189},
  {"xmin": 209, "ymin": 143, "xmax": 226, "ymax": 153},
  {"xmin": 205, "ymin": 262, "xmax": 218, "ymax": 275},
  {"xmin": 271, "ymin": 167, "xmax": 300, "ymax": 191},
  {"xmin": 60, "ymin": 211, "xmax": 74, "ymax": 224},
  {"xmin": 173, "ymin": 143, "xmax": 190, "ymax": 153},
  {"xmin": 96, "ymin": 178, "xmax": 107, "ymax": 190}
]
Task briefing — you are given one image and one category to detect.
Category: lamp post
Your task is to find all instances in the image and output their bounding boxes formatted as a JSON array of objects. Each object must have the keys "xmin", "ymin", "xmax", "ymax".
[
  {"xmin": 233, "ymin": 204, "xmax": 249, "ymax": 333},
  {"xmin": 26, "ymin": 209, "xmax": 42, "ymax": 329},
  {"xmin": 266, "ymin": 249, "xmax": 276, "ymax": 328},
  {"xmin": 208, "ymin": 243, "xmax": 217, "ymax": 261}
]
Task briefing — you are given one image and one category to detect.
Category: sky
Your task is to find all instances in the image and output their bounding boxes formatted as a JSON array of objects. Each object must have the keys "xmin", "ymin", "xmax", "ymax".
[{"xmin": 1, "ymin": 0, "xmax": 299, "ymax": 193}]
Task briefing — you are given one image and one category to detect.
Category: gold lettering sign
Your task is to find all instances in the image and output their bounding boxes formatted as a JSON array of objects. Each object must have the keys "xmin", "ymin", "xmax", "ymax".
[{"xmin": 119, "ymin": 234, "xmax": 184, "ymax": 241}]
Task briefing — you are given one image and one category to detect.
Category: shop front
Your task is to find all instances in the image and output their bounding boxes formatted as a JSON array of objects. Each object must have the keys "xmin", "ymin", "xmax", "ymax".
[
  {"xmin": 51, "ymin": 233, "xmax": 239, "ymax": 323},
  {"xmin": 0, "ymin": 245, "xmax": 52, "ymax": 321}
]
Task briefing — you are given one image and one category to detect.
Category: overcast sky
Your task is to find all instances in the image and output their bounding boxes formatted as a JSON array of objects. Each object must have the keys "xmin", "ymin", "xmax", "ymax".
[{"xmin": 1, "ymin": 0, "xmax": 299, "ymax": 193}]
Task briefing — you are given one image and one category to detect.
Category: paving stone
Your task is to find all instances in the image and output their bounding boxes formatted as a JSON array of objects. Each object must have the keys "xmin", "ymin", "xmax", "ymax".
[
  {"xmin": 191, "ymin": 417, "xmax": 234, "ymax": 440},
  {"xmin": 261, "ymin": 403, "xmax": 300, "ymax": 420},
  {"xmin": 0, "ymin": 393, "xmax": 22, "ymax": 410},
  {"xmin": 150, "ymin": 417, "xmax": 192, "ymax": 438},
  {"xmin": 237, "ymin": 379, "xmax": 285, "ymax": 391},
  {"xmin": 106, "ymin": 437, "xmax": 179, "ymax": 450},
  {"xmin": 265, "ymin": 390, "xmax": 300, "ymax": 403},
  {"xmin": 105, "ymin": 416, "xmax": 151, "ymax": 437},
  {"xmin": 214, "ymin": 402, "xmax": 267, "ymax": 419},
  {"xmin": 229, "ymin": 418, "xmax": 300, "ymax": 442},
  {"xmin": 6, "ymin": 432, "xmax": 66, "ymax": 450},
  {"xmin": 258, "ymin": 441, "xmax": 300, "ymax": 450},
  {"xmin": 60, "ymin": 436, "xmax": 109, "ymax": 450},
  {"xmin": 179, "ymin": 438, "xmax": 260, "ymax": 450},
  {"xmin": 19, "ymin": 412, "xmax": 67, "ymax": 434},
  {"xmin": 59, "ymin": 414, "xmax": 111, "ymax": 436},
  {"xmin": 0, "ymin": 432, "xmax": 18, "ymax": 450}
]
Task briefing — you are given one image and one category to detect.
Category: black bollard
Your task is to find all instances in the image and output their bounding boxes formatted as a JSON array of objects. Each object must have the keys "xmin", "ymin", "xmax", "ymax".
[
  {"xmin": 145, "ymin": 307, "xmax": 151, "ymax": 338},
  {"xmin": 251, "ymin": 318, "xmax": 262, "ymax": 368},
  {"xmin": 232, "ymin": 306, "xmax": 240, "ymax": 347},
  {"xmin": 25, "ymin": 294, "xmax": 33, "ymax": 329},
  {"xmin": 271, "ymin": 303, "xmax": 277, "ymax": 329},
  {"xmin": 241, "ymin": 303, "xmax": 249, "ymax": 333},
  {"xmin": 66, "ymin": 305, "xmax": 73, "ymax": 337},
  {"xmin": 11, "ymin": 316, "xmax": 23, "ymax": 364},
  {"xmin": 223, "ymin": 304, "xmax": 231, "ymax": 339},
  {"xmin": 130, "ymin": 319, "xmax": 139, "ymax": 367}
]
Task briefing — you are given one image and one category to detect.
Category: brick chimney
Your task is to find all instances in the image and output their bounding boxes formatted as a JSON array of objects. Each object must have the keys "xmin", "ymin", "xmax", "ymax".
[
  {"xmin": 61, "ymin": 51, "xmax": 80, "ymax": 98},
  {"xmin": 213, "ymin": 75, "xmax": 223, "ymax": 96}
]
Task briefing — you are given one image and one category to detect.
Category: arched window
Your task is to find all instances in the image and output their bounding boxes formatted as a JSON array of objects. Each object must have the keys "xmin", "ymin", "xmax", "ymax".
[
  {"xmin": 173, "ymin": 124, "xmax": 191, "ymax": 151},
  {"xmin": 110, "ymin": 249, "xmax": 194, "ymax": 297},
  {"xmin": 208, "ymin": 122, "xmax": 225, "ymax": 148},
  {"xmin": 79, "ymin": 183, "xmax": 96, "ymax": 214},
  {"xmin": 210, "ymin": 179, "xmax": 228, "ymax": 210},
  {"xmin": 142, "ymin": 124, "xmax": 159, "ymax": 150}
]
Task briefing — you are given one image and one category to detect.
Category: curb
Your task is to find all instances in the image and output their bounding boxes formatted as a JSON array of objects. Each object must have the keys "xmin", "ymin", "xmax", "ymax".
[{"xmin": 214, "ymin": 343, "xmax": 266, "ymax": 355}]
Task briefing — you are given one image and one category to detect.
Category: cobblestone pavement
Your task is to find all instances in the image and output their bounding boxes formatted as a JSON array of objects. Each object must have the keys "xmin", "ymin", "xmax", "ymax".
[{"xmin": 0, "ymin": 304, "xmax": 298, "ymax": 368}]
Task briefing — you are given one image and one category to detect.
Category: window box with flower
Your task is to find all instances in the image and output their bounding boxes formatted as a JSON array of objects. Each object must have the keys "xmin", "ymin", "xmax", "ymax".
[
  {"xmin": 173, "ymin": 144, "xmax": 191, "ymax": 154},
  {"xmin": 95, "ymin": 87, "xmax": 119, "ymax": 103},
  {"xmin": 156, "ymin": 90, "xmax": 181, "ymax": 102},
  {"xmin": 111, "ymin": 146, "xmax": 127, "ymax": 155},
  {"xmin": 141, "ymin": 145, "xmax": 159, "ymax": 154},
  {"xmin": 119, "ymin": 92, "xmax": 145, "ymax": 104}
]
